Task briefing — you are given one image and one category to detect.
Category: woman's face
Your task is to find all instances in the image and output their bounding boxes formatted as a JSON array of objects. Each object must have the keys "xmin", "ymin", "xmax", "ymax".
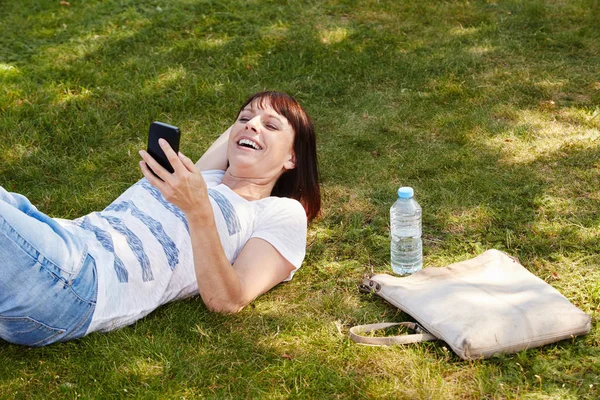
[{"xmin": 227, "ymin": 100, "xmax": 296, "ymax": 180}]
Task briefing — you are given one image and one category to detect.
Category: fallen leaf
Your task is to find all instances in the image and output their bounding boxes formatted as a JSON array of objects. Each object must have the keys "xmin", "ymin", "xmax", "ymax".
[
  {"xmin": 59, "ymin": 1, "xmax": 71, "ymax": 6},
  {"xmin": 281, "ymin": 354, "xmax": 293, "ymax": 360}
]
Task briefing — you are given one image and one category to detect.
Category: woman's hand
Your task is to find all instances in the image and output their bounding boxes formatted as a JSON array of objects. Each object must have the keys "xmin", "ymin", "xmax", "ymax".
[
  {"xmin": 139, "ymin": 139, "xmax": 210, "ymax": 218},
  {"xmin": 194, "ymin": 126, "xmax": 232, "ymax": 172}
]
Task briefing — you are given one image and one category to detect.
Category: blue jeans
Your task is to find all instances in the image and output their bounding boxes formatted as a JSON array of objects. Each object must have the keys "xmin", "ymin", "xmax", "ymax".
[{"xmin": 0, "ymin": 186, "xmax": 97, "ymax": 346}]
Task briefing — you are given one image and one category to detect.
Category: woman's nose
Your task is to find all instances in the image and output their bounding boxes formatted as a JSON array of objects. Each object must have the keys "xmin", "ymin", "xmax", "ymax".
[{"xmin": 245, "ymin": 116, "xmax": 260, "ymax": 132}]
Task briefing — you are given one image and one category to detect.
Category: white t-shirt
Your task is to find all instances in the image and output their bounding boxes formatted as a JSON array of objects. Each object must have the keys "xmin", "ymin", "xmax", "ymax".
[{"xmin": 58, "ymin": 170, "xmax": 307, "ymax": 333}]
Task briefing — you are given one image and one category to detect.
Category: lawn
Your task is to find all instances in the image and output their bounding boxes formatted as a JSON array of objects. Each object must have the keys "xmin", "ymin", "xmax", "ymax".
[{"xmin": 1, "ymin": 0, "xmax": 599, "ymax": 398}]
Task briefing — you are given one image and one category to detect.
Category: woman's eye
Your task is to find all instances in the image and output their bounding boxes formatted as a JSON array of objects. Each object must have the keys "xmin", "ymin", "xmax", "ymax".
[
  {"xmin": 239, "ymin": 117, "xmax": 249, "ymax": 122},
  {"xmin": 266, "ymin": 124, "xmax": 278, "ymax": 130}
]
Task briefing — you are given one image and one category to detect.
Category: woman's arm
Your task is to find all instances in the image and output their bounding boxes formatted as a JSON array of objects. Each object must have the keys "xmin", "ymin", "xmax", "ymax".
[
  {"xmin": 139, "ymin": 139, "xmax": 294, "ymax": 313},
  {"xmin": 186, "ymin": 211, "xmax": 295, "ymax": 313},
  {"xmin": 194, "ymin": 126, "xmax": 231, "ymax": 172}
]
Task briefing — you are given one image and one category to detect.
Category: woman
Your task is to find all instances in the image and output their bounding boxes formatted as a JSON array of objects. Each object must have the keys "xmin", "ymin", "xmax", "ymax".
[{"xmin": 0, "ymin": 91, "xmax": 320, "ymax": 346}]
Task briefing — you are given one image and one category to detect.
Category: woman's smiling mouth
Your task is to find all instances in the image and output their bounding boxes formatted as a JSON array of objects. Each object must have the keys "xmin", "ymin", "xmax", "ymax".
[{"xmin": 237, "ymin": 138, "xmax": 263, "ymax": 150}]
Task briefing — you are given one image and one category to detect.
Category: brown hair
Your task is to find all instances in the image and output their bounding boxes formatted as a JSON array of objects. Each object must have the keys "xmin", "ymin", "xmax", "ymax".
[{"xmin": 238, "ymin": 91, "xmax": 321, "ymax": 222}]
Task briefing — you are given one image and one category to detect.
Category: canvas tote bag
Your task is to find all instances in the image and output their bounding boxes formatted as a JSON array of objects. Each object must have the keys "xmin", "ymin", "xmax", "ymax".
[{"xmin": 350, "ymin": 249, "xmax": 591, "ymax": 360}]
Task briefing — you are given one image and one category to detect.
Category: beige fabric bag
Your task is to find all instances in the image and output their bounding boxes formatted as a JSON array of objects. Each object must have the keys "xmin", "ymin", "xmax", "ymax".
[{"xmin": 350, "ymin": 249, "xmax": 591, "ymax": 360}]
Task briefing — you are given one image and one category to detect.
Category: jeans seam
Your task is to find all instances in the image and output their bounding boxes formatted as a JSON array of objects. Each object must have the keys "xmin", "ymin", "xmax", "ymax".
[
  {"xmin": 59, "ymin": 298, "xmax": 96, "ymax": 342},
  {"xmin": 61, "ymin": 255, "xmax": 98, "ymax": 306},
  {"xmin": 0, "ymin": 315, "xmax": 66, "ymax": 346},
  {"xmin": 60, "ymin": 254, "xmax": 98, "ymax": 342},
  {"xmin": 0, "ymin": 316, "xmax": 66, "ymax": 334},
  {"xmin": 0, "ymin": 214, "xmax": 85, "ymax": 284}
]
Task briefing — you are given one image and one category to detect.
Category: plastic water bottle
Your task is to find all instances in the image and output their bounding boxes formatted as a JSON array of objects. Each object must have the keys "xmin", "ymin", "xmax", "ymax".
[{"xmin": 390, "ymin": 187, "xmax": 423, "ymax": 275}]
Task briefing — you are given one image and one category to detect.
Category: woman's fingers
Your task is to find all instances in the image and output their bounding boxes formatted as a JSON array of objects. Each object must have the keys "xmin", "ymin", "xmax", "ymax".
[
  {"xmin": 139, "ymin": 146, "xmax": 209, "ymax": 214},
  {"xmin": 178, "ymin": 151, "xmax": 198, "ymax": 173},
  {"xmin": 159, "ymin": 139, "xmax": 186, "ymax": 174},
  {"xmin": 139, "ymin": 143, "xmax": 208, "ymax": 213},
  {"xmin": 139, "ymin": 158, "xmax": 166, "ymax": 188},
  {"xmin": 138, "ymin": 150, "xmax": 171, "ymax": 183}
]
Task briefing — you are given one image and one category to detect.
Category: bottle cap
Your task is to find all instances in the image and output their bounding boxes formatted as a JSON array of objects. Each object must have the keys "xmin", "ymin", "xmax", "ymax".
[{"xmin": 397, "ymin": 187, "xmax": 414, "ymax": 199}]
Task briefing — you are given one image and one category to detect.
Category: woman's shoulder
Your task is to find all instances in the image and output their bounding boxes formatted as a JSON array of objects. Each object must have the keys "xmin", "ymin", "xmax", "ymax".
[
  {"xmin": 260, "ymin": 195, "xmax": 302, "ymax": 207},
  {"xmin": 256, "ymin": 196, "xmax": 307, "ymax": 222}
]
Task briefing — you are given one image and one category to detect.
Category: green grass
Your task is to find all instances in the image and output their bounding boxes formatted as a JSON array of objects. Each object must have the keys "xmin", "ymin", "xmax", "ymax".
[{"xmin": 1, "ymin": 0, "xmax": 599, "ymax": 398}]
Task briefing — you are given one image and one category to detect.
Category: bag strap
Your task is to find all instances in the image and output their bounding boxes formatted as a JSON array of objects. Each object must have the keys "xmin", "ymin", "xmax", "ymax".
[{"xmin": 349, "ymin": 322, "xmax": 438, "ymax": 346}]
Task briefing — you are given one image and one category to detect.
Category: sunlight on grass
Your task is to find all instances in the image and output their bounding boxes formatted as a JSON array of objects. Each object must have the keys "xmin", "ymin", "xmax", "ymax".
[
  {"xmin": 144, "ymin": 66, "xmax": 187, "ymax": 91},
  {"xmin": 319, "ymin": 27, "xmax": 350, "ymax": 45},
  {"xmin": 534, "ymin": 218, "xmax": 600, "ymax": 245},
  {"xmin": 56, "ymin": 86, "xmax": 93, "ymax": 105},
  {"xmin": 41, "ymin": 25, "xmax": 141, "ymax": 65},
  {"xmin": 485, "ymin": 108, "xmax": 600, "ymax": 164},
  {"xmin": 468, "ymin": 45, "xmax": 494, "ymax": 55},
  {"xmin": 427, "ymin": 77, "xmax": 466, "ymax": 97},
  {"xmin": 535, "ymin": 78, "xmax": 567, "ymax": 93},
  {"xmin": 261, "ymin": 22, "xmax": 290, "ymax": 42},
  {"xmin": 361, "ymin": 349, "xmax": 467, "ymax": 398},
  {"xmin": 2, "ymin": 144, "xmax": 39, "ymax": 165},
  {"xmin": 202, "ymin": 35, "xmax": 231, "ymax": 48},
  {"xmin": 307, "ymin": 225, "xmax": 332, "ymax": 247},
  {"xmin": 1, "ymin": 91, "xmax": 31, "ymax": 111},
  {"xmin": 338, "ymin": 191, "xmax": 377, "ymax": 216},
  {"xmin": 449, "ymin": 25, "xmax": 479, "ymax": 36},
  {"xmin": 442, "ymin": 205, "xmax": 494, "ymax": 235},
  {"xmin": 533, "ymin": 192, "xmax": 600, "ymax": 237},
  {"xmin": 1, "ymin": 377, "xmax": 32, "ymax": 395},
  {"xmin": 0, "ymin": 63, "xmax": 19, "ymax": 77},
  {"xmin": 239, "ymin": 53, "xmax": 263, "ymax": 70},
  {"xmin": 119, "ymin": 357, "xmax": 165, "ymax": 380}
]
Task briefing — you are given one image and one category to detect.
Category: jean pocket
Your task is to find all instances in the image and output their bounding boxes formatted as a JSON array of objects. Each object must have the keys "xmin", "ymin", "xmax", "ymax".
[{"xmin": 0, "ymin": 316, "xmax": 65, "ymax": 346}]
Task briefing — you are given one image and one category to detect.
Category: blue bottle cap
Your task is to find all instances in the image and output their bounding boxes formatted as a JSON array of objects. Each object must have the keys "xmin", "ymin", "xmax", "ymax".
[{"xmin": 397, "ymin": 187, "xmax": 414, "ymax": 199}]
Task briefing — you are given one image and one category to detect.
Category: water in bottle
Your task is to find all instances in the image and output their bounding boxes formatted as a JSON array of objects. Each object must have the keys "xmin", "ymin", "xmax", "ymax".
[{"xmin": 390, "ymin": 186, "xmax": 423, "ymax": 275}]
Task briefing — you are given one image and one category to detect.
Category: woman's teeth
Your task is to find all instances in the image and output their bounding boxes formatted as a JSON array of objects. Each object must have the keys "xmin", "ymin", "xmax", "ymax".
[{"xmin": 238, "ymin": 138, "xmax": 262, "ymax": 150}]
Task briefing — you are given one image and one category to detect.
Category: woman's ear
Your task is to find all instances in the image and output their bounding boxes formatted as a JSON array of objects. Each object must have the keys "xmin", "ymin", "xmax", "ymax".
[{"xmin": 284, "ymin": 152, "xmax": 296, "ymax": 170}]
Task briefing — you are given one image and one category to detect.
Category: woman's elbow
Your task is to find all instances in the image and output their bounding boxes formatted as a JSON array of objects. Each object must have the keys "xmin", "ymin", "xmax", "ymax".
[{"xmin": 204, "ymin": 298, "xmax": 246, "ymax": 314}]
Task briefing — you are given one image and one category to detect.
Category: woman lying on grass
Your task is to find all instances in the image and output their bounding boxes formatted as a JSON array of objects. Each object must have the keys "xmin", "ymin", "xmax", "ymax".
[{"xmin": 0, "ymin": 91, "xmax": 320, "ymax": 346}]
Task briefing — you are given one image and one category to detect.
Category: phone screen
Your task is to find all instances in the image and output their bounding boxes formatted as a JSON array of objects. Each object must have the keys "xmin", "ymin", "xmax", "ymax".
[{"xmin": 147, "ymin": 121, "xmax": 181, "ymax": 176}]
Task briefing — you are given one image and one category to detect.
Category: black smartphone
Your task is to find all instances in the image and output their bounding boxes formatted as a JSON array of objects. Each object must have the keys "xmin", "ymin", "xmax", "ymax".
[{"xmin": 147, "ymin": 121, "xmax": 181, "ymax": 177}]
